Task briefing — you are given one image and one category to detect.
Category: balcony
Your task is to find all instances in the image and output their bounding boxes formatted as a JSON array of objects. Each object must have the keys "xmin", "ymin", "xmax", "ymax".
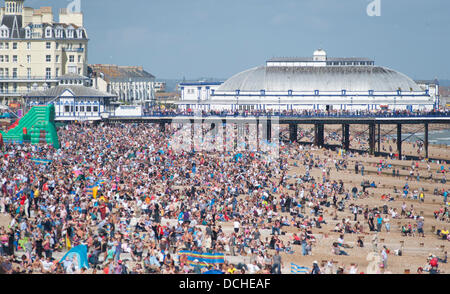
[
  {"xmin": 63, "ymin": 48, "xmax": 84, "ymax": 53},
  {"xmin": 0, "ymin": 91, "xmax": 28, "ymax": 97},
  {"xmin": 0, "ymin": 76, "xmax": 58, "ymax": 82}
]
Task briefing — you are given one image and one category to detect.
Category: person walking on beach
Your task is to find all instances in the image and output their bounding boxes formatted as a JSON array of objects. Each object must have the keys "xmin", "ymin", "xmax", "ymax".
[
  {"xmin": 376, "ymin": 215, "xmax": 383, "ymax": 232},
  {"xmin": 272, "ymin": 250, "xmax": 282, "ymax": 274}
]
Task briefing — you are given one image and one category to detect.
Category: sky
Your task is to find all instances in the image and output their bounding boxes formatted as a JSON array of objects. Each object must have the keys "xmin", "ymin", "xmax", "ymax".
[{"xmin": 25, "ymin": 0, "xmax": 450, "ymax": 81}]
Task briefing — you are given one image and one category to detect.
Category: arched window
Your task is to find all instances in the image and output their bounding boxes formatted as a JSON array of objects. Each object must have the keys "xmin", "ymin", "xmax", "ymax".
[
  {"xmin": 25, "ymin": 27, "xmax": 31, "ymax": 38},
  {"xmin": 55, "ymin": 26, "xmax": 63, "ymax": 39},
  {"xmin": 76, "ymin": 28, "xmax": 83, "ymax": 39},
  {"xmin": 45, "ymin": 27, "xmax": 53, "ymax": 38},
  {"xmin": 0, "ymin": 26, "xmax": 9, "ymax": 38},
  {"xmin": 66, "ymin": 26, "xmax": 75, "ymax": 39}
]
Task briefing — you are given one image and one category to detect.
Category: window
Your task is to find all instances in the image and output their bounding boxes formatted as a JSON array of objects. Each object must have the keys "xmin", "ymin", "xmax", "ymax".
[
  {"xmin": 55, "ymin": 55, "xmax": 59, "ymax": 63},
  {"xmin": 260, "ymin": 90, "xmax": 265, "ymax": 96},
  {"xmin": 80, "ymin": 106, "xmax": 84, "ymax": 112},
  {"xmin": 369, "ymin": 90, "xmax": 374, "ymax": 96},
  {"xmin": 55, "ymin": 29, "xmax": 63, "ymax": 39},
  {"xmin": 12, "ymin": 43, "xmax": 17, "ymax": 49},
  {"xmin": 27, "ymin": 83, "xmax": 31, "ymax": 92},
  {"xmin": 64, "ymin": 105, "xmax": 70, "ymax": 112},
  {"xmin": 5, "ymin": 43, "xmax": 8, "ymax": 50},
  {"xmin": 12, "ymin": 55, "xmax": 17, "ymax": 63},
  {"xmin": 69, "ymin": 55, "xmax": 74, "ymax": 63},
  {"xmin": 27, "ymin": 68, "xmax": 31, "ymax": 78},
  {"xmin": 78, "ymin": 55, "xmax": 82, "ymax": 63},
  {"xmin": 314, "ymin": 90, "xmax": 319, "ymax": 96},
  {"xmin": 27, "ymin": 55, "xmax": 31, "ymax": 63},
  {"xmin": 86, "ymin": 106, "xmax": 91, "ymax": 112},
  {"xmin": 46, "ymin": 42, "xmax": 51, "ymax": 49},
  {"xmin": 45, "ymin": 27, "xmax": 52, "ymax": 38},
  {"xmin": 27, "ymin": 42, "xmax": 31, "ymax": 50},
  {"xmin": 77, "ymin": 29, "xmax": 83, "ymax": 39},
  {"xmin": 0, "ymin": 43, "xmax": 3, "ymax": 50},
  {"xmin": 342, "ymin": 90, "xmax": 347, "ymax": 96},
  {"xmin": 0, "ymin": 56, "xmax": 3, "ymax": 63},
  {"xmin": 0, "ymin": 28, "xmax": 9, "ymax": 38},
  {"xmin": 25, "ymin": 28, "xmax": 31, "ymax": 39},
  {"xmin": 46, "ymin": 55, "xmax": 51, "ymax": 62},
  {"xmin": 288, "ymin": 90, "xmax": 293, "ymax": 96},
  {"xmin": 4, "ymin": 68, "xmax": 8, "ymax": 78},
  {"xmin": 13, "ymin": 83, "xmax": 17, "ymax": 93},
  {"xmin": 56, "ymin": 43, "xmax": 59, "ymax": 50},
  {"xmin": 45, "ymin": 68, "xmax": 51, "ymax": 79},
  {"xmin": 93, "ymin": 106, "xmax": 98, "ymax": 112},
  {"xmin": 66, "ymin": 28, "xmax": 74, "ymax": 39},
  {"xmin": 56, "ymin": 68, "xmax": 59, "ymax": 77},
  {"xmin": 12, "ymin": 68, "xmax": 17, "ymax": 78}
]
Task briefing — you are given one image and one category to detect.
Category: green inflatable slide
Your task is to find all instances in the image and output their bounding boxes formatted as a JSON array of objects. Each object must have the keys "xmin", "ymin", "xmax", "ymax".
[{"xmin": 0, "ymin": 104, "xmax": 60, "ymax": 149}]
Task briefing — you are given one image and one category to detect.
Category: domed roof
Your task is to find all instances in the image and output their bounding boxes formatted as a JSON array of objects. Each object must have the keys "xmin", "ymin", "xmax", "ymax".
[{"xmin": 216, "ymin": 65, "xmax": 422, "ymax": 93}]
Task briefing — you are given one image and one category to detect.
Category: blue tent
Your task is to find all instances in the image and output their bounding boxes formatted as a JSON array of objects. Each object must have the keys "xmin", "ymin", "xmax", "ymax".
[{"xmin": 59, "ymin": 245, "xmax": 90, "ymax": 270}]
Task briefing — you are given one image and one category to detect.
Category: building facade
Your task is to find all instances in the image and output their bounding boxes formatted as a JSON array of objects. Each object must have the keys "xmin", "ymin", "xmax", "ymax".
[
  {"xmin": 90, "ymin": 64, "xmax": 155, "ymax": 106},
  {"xmin": 178, "ymin": 81, "xmax": 223, "ymax": 111},
  {"xmin": 178, "ymin": 50, "xmax": 437, "ymax": 112},
  {"xmin": 0, "ymin": 0, "xmax": 88, "ymax": 106},
  {"xmin": 154, "ymin": 81, "xmax": 166, "ymax": 93},
  {"xmin": 24, "ymin": 84, "xmax": 116, "ymax": 121}
]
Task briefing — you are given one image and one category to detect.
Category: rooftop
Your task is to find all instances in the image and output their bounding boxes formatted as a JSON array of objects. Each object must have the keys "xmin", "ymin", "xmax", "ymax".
[
  {"xmin": 25, "ymin": 85, "xmax": 116, "ymax": 98},
  {"xmin": 89, "ymin": 64, "xmax": 155, "ymax": 83}
]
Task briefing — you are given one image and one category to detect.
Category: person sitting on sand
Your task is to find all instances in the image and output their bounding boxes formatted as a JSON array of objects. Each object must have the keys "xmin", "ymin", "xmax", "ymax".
[{"xmin": 332, "ymin": 242, "xmax": 349, "ymax": 256}]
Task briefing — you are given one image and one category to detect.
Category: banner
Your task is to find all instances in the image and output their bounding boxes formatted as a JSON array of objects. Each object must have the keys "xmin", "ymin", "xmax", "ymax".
[
  {"xmin": 290, "ymin": 263, "xmax": 309, "ymax": 274},
  {"xmin": 31, "ymin": 158, "xmax": 52, "ymax": 165},
  {"xmin": 178, "ymin": 251, "xmax": 225, "ymax": 268}
]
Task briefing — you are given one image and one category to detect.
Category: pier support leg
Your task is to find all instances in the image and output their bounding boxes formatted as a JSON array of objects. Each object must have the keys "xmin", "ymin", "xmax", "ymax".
[
  {"xmin": 315, "ymin": 123, "xmax": 324, "ymax": 147},
  {"xmin": 289, "ymin": 124, "xmax": 298, "ymax": 142},
  {"xmin": 378, "ymin": 124, "xmax": 381, "ymax": 153},
  {"xmin": 159, "ymin": 122, "xmax": 166, "ymax": 133},
  {"xmin": 397, "ymin": 124, "xmax": 402, "ymax": 160},
  {"xmin": 424, "ymin": 123, "xmax": 429, "ymax": 159},
  {"xmin": 342, "ymin": 124, "xmax": 350, "ymax": 151},
  {"xmin": 263, "ymin": 119, "xmax": 272, "ymax": 142},
  {"xmin": 369, "ymin": 123, "xmax": 376, "ymax": 155}
]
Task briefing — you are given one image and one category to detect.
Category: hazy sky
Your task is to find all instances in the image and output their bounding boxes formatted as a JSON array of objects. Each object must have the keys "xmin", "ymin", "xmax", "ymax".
[{"xmin": 25, "ymin": 0, "xmax": 450, "ymax": 80}]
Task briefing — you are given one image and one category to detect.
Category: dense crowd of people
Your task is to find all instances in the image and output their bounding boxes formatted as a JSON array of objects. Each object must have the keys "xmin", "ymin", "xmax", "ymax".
[{"xmin": 0, "ymin": 122, "xmax": 448, "ymax": 274}]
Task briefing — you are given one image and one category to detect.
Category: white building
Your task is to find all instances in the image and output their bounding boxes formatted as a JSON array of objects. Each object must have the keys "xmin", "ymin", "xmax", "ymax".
[
  {"xmin": 0, "ymin": 0, "xmax": 89, "ymax": 106},
  {"xmin": 178, "ymin": 81, "xmax": 223, "ymax": 111},
  {"xmin": 24, "ymin": 84, "xmax": 116, "ymax": 121},
  {"xmin": 90, "ymin": 64, "xmax": 155, "ymax": 107},
  {"xmin": 178, "ymin": 50, "xmax": 437, "ymax": 112}
]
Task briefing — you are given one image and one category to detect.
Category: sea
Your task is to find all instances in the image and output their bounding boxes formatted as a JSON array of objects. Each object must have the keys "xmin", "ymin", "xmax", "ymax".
[{"xmin": 398, "ymin": 129, "xmax": 450, "ymax": 146}]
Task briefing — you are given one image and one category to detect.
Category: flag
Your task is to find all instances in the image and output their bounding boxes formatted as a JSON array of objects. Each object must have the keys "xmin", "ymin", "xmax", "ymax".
[
  {"xmin": 291, "ymin": 263, "xmax": 309, "ymax": 274},
  {"xmin": 66, "ymin": 234, "xmax": 72, "ymax": 250},
  {"xmin": 93, "ymin": 186, "xmax": 98, "ymax": 199},
  {"xmin": 178, "ymin": 251, "xmax": 225, "ymax": 268},
  {"xmin": 86, "ymin": 185, "xmax": 99, "ymax": 199},
  {"xmin": 59, "ymin": 245, "xmax": 89, "ymax": 270}
]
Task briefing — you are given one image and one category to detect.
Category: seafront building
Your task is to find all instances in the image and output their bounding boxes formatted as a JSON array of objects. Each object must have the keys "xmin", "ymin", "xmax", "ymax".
[
  {"xmin": 178, "ymin": 49, "xmax": 439, "ymax": 112},
  {"xmin": 89, "ymin": 64, "xmax": 156, "ymax": 107},
  {"xmin": 0, "ymin": 0, "xmax": 88, "ymax": 107}
]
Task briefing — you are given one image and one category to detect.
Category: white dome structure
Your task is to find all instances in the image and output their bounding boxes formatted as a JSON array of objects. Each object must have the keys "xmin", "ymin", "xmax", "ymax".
[
  {"xmin": 313, "ymin": 49, "xmax": 327, "ymax": 61},
  {"xmin": 178, "ymin": 50, "xmax": 437, "ymax": 112}
]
